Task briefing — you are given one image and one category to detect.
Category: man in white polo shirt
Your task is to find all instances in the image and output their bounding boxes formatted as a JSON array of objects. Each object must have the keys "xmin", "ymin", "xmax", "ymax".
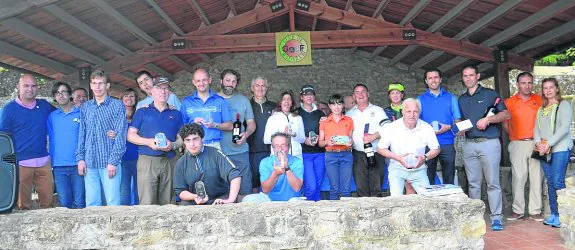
[{"xmin": 377, "ymin": 98, "xmax": 441, "ymax": 196}]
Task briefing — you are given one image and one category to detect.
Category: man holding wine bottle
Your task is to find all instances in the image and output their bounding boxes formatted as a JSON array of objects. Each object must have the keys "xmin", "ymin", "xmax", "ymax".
[
  {"xmin": 458, "ymin": 65, "xmax": 510, "ymax": 231},
  {"xmin": 218, "ymin": 69, "xmax": 255, "ymax": 197},
  {"xmin": 346, "ymin": 84, "xmax": 388, "ymax": 197}
]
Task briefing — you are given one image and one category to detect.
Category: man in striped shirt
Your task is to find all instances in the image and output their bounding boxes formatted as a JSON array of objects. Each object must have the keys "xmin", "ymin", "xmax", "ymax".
[{"xmin": 76, "ymin": 69, "xmax": 127, "ymax": 206}]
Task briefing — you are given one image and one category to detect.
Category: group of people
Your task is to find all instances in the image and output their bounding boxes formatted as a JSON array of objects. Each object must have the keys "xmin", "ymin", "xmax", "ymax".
[{"xmin": 0, "ymin": 64, "xmax": 571, "ymax": 232}]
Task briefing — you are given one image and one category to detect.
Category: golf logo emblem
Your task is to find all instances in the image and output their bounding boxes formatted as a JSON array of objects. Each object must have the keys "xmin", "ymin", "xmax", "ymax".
[{"xmin": 275, "ymin": 31, "xmax": 312, "ymax": 66}]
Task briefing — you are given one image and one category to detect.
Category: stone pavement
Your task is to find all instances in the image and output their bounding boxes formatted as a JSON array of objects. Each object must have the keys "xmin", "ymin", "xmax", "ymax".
[{"xmin": 484, "ymin": 218, "xmax": 567, "ymax": 250}]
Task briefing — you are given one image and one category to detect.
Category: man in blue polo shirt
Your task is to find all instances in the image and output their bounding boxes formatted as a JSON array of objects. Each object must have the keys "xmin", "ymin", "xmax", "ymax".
[
  {"xmin": 181, "ymin": 68, "xmax": 232, "ymax": 149},
  {"xmin": 458, "ymin": 65, "xmax": 510, "ymax": 231},
  {"xmin": 0, "ymin": 74, "xmax": 55, "ymax": 210},
  {"xmin": 48, "ymin": 81, "xmax": 85, "ymax": 209},
  {"xmin": 128, "ymin": 76, "xmax": 184, "ymax": 205},
  {"xmin": 418, "ymin": 68, "xmax": 461, "ymax": 185}
]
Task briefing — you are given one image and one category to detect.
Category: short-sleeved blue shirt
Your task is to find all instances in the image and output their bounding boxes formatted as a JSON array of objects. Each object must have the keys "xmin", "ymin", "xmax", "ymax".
[
  {"xmin": 419, "ymin": 87, "xmax": 461, "ymax": 145},
  {"xmin": 458, "ymin": 85, "xmax": 508, "ymax": 139},
  {"xmin": 180, "ymin": 90, "xmax": 232, "ymax": 143},
  {"xmin": 259, "ymin": 154, "xmax": 303, "ymax": 201},
  {"xmin": 131, "ymin": 103, "xmax": 183, "ymax": 158},
  {"xmin": 48, "ymin": 107, "xmax": 81, "ymax": 166}
]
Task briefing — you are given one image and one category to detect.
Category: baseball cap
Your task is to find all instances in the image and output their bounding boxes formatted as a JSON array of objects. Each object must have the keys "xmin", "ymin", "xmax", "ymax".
[
  {"xmin": 153, "ymin": 76, "xmax": 171, "ymax": 87},
  {"xmin": 300, "ymin": 84, "xmax": 315, "ymax": 95},
  {"xmin": 388, "ymin": 82, "xmax": 404, "ymax": 92}
]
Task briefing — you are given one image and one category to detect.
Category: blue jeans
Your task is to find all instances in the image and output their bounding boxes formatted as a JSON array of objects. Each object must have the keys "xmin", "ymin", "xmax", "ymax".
[
  {"xmin": 302, "ymin": 152, "xmax": 325, "ymax": 201},
  {"xmin": 540, "ymin": 151, "xmax": 569, "ymax": 215},
  {"xmin": 85, "ymin": 164, "xmax": 122, "ymax": 206},
  {"xmin": 427, "ymin": 144, "xmax": 456, "ymax": 185},
  {"xmin": 120, "ymin": 160, "xmax": 138, "ymax": 205},
  {"xmin": 325, "ymin": 151, "xmax": 353, "ymax": 200},
  {"xmin": 53, "ymin": 166, "xmax": 85, "ymax": 209}
]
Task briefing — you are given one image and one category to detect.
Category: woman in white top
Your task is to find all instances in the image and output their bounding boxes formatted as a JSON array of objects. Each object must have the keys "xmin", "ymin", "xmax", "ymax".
[{"xmin": 263, "ymin": 91, "xmax": 305, "ymax": 159}]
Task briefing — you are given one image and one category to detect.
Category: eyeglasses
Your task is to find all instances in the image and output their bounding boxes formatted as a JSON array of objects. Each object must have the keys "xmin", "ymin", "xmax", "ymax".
[
  {"xmin": 272, "ymin": 144, "xmax": 289, "ymax": 150},
  {"xmin": 154, "ymin": 86, "xmax": 171, "ymax": 92},
  {"xmin": 55, "ymin": 91, "xmax": 69, "ymax": 96}
]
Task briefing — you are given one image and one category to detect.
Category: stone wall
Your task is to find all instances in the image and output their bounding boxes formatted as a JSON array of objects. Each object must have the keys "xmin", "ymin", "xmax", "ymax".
[
  {"xmin": 169, "ymin": 49, "xmax": 464, "ymax": 108},
  {"xmin": 0, "ymin": 196, "xmax": 486, "ymax": 250},
  {"xmin": 559, "ymin": 176, "xmax": 575, "ymax": 249}
]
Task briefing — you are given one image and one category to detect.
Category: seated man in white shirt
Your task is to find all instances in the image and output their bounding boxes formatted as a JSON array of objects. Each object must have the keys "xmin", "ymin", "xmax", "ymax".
[{"xmin": 377, "ymin": 98, "xmax": 441, "ymax": 196}]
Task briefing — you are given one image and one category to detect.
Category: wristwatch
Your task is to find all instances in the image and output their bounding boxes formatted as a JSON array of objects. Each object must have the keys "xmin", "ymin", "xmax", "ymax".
[
  {"xmin": 284, "ymin": 166, "xmax": 291, "ymax": 172},
  {"xmin": 172, "ymin": 143, "xmax": 178, "ymax": 151},
  {"xmin": 424, "ymin": 154, "xmax": 429, "ymax": 161}
]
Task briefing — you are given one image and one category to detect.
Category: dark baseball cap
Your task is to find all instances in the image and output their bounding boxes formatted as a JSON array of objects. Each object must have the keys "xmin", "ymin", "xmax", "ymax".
[
  {"xmin": 153, "ymin": 76, "xmax": 171, "ymax": 87},
  {"xmin": 300, "ymin": 84, "xmax": 315, "ymax": 95}
]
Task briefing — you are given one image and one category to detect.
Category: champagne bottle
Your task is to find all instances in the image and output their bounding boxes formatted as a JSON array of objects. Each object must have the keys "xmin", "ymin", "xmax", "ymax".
[
  {"xmin": 483, "ymin": 97, "xmax": 500, "ymax": 118},
  {"xmin": 232, "ymin": 113, "xmax": 241, "ymax": 144},
  {"xmin": 363, "ymin": 124, "xmax": 375, "ymax": 166}
]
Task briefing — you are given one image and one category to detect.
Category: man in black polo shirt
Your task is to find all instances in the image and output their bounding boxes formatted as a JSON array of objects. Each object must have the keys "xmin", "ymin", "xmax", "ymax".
[
  {"xmin": 458, "ymin": 65, "xmax": 510, "ymax": 231},
  {"xmin": 248, "ymin": 76, "xmax": 276, "ymax": 193}
]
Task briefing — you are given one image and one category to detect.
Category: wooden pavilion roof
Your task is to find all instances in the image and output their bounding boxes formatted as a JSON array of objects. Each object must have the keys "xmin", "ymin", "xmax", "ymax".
[{"xmin": 0, "ymin": 0, "xmax": 574, "ymax": 91}]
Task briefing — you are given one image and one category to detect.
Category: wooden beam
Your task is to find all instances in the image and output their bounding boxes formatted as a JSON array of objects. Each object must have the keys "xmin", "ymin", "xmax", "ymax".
[
  {"xmin": 483, "ymin": 0, "xmax": 575, "ymax": 47},
  {"xmin": 197, "ymin": 54, "xmax": 213, "ymax": 65},
  {"xmin": 1, "ymin": 18, "xmax": 107, "ymax": 65},
  {"xmin": 144, "ymin": 63, "xmax": 173, "ymax": 79},
  {"xmin": 0, "ymin": 0, "xmax": 58, "ymax": 21},
  {"xmin": 370, "ymin": 0, "xmax": 431, "ymax": 61},
  {"xmin": 82, "ymin": 4, "xmax": 288, "ymax": 76},
  {"xmin": 143, "ymin": 29, "xmax": 532, "ymax": 71},
  {"xmin": 399, "ymin": 0, "xmax": 432, "ymax": 26},
  {"xmin": 264, "ymin": 21, "xmax": 271, "ymax": 33},
  {"xmin": 297, "ymin": 1, "xmax": 397, "ymax": 29},
  {"xmin": 185, "ymin": 0, "xmax": 212, "ymax": 26},
  {"xmin": 42, "ymin": 5, "xmax": 132, "ymax": 56},
  {"xmin": 439, "ymin": 0, "xmax": 575, "ymax": 73},
  {"xmin": 512, "ymin": 19, "xmax": 575, "ymax": 54},
  {"xmin": 372, "ymin": 0, "xmax": 392, "ymax": 18},
  {"xmin": 0, "ymin": 40, "xmax": 75, "ymax": 75},
  {"xmin": 91, "ymin": 0, "xmax": 158, "ymax": 45},
  {"xmin": 311, "ymin": 17, "xmax": 318, "ymax": 31},
  {"xmin": 289, "ymin": 3, "xmax": 295, "ymax": 32},
  {"xmin": 344, "ymin": 0, "xmax": 354, "ymax": 11},
  {"xmin": 169, "ymin": 55, "xmax": 195, "ymax": 72},
  {"xmin": 227, "ymin": 0, "xmax": 238, "ymax": 16},
  {"xmin": 0, "ymin": 61, "xmax": 56, "ymax": 80},
  {"xmin": 411, "ymin": 0, "xmax": 522, "ymax": 71},
  {"xmin": 391, "ymin": 0, "xmax": 475, "ymax": 65},
  {"xmin": 369, "ymin": 46, "xmax": 387, "ymax": 60},
  {"xmin": 144, "ymin": 0, "xmax": 185, "ymax": 36}
]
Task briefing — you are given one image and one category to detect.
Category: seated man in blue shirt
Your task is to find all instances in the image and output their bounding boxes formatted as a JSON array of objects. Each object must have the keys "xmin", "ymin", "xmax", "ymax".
[
  {"xmin": 173, "ymin": 123, "xmax": 241, "ymax": 205},
  {"xmin": 244, "ymin": 132, "xmax": 304, "ymax": 202}
]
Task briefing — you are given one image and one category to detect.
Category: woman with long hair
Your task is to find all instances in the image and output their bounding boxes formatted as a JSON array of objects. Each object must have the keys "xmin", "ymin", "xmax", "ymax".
[
  {"xmin": 121, "ymin": 88, "xmax": 140, "ymax": 205},
  {"xmin": 534, "ymin": 78, "xmax": 573, "ymax": 228},
  {"xmin": 263, "ymin": 90, "xmax": 305, "ymax": 159}
]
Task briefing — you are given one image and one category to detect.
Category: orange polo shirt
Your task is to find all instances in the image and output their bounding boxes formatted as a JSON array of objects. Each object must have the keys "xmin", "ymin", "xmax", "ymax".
[
  {"xmin": 504, "ymin": 93, "xmax": 542, "ymax": 141},
  {"xmin": 319, "ymin": 114, "xmax": 354, "ymax": 151}
]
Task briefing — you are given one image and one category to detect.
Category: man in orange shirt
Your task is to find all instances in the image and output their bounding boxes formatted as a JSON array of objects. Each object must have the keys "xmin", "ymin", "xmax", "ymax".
[{"xmin": 503, "ymin": 72, "xmax": 543, "ymax": 221}]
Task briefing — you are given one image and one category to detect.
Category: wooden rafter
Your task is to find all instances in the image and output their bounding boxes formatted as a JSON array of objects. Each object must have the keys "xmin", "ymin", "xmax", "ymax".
[
  {"xmin": 144, "ymin": 63, "xmax": 173, "ymax": 80},
  {"xmin": 169, "ymin": 55, "xmax": 195, "ymax": 73},
  {"xmin": 91, "ymin": 0, "xmax": 158, "ymax": 45},
  {"xmin": 512, "ymin": 19, "xmax": 575, "ymax": 55},
  {"xmin": 42, "ymin": 5, "xmax": 132, "ymax": 56},
  {"xmin": 0, "ymin": 39, "xmax": 74, "ymax": 75},
  {"xmin": 409, "ymin": 0, "xmax": 522, "ymax": 71},
  {"xmin": 1, "ymin": 18, "xmax": 106, "ymax": 65},
  {"xmin": 185, "ymin": 0, "xmax": 212, "ymax": 26},
  {"xmin": 439, "ymin": 0, "xmax": 575, "ymax": 73},
  {"xmin": 144, "ymin": 0, "xmax": 185, "ymax": 36},
  {"xmin": 227, "ymin": 0, "xmax": 238, "ymax": 16},
  {"xmin": 372, "ymin": 0, "xmax": 392, "ymax": 19},
  {"xmin": 0, "ymin": 0, "xmax": 58, "ymax": 21},
  {"xmin": 63, "ymin": 3, "xmax": 289, "ymax": 78},
  {"xmin": 142, "ymin": 29, "xmax": 532, "ymax": 71},
  {"xmin": 389, "ymin": 0, "xmax": 475, "ymax": 65}
]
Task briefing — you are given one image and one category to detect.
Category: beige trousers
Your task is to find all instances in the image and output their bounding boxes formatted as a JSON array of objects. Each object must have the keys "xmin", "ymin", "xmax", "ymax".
[{"xmin": 509, "ymin": 140, "xmax": 543, "ymax": 215}]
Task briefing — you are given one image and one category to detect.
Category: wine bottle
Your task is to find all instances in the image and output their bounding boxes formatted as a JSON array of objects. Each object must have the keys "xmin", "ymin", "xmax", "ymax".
[
  {"xmin": 232, "ymin": 113, "xmax": 241, "ymax": 143},
  {"xmin": 363, "ymin": 124, "xmax": 375, "ymax": 166},
  {"xmin": 483, "ymin": 97, "xmax": 500, "ymax": 118}
]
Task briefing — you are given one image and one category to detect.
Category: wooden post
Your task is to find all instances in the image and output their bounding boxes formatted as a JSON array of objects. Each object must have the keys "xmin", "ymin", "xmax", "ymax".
[
  {"xmin": 493, "ymin": 58, "xmax": 511, "ymax": 167},
  {"xmin": 289, "ymin": 3, "xmax": 295, "ymax": 32}
]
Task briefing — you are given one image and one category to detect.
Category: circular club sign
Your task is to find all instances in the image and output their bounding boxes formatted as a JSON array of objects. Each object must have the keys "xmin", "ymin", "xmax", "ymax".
[{"xmin": 279, "ymin": 34, "xmax": 308, "ymax": 63}]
